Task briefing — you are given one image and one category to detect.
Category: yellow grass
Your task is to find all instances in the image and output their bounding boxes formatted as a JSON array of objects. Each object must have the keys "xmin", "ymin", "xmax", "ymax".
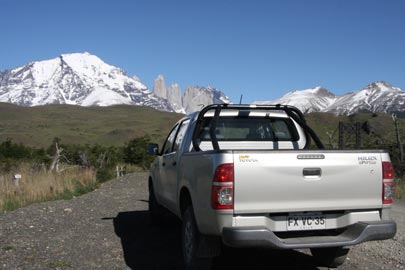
[
  {"xmin": 396, "ymin": 179, "xmax": 405, "ymax": 200},
  {"xmin": 0, "ymin": 163, "xmax": 97, "ymax": 212}
]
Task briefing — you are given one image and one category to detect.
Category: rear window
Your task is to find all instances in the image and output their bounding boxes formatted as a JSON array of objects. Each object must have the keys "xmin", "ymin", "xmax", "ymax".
[{"xmin": 198, "ymin": 117, "xmax": 299, "ymax": 142}]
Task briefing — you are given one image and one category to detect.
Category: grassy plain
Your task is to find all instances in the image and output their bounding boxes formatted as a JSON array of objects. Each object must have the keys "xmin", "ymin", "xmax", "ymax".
[
  {"xmin": 0, "ymin": 103, "xmax": 183, "ymax": 148},
  {"xmin": 1, "ymin": 103, "xmax": 403, "ymax": 149}
]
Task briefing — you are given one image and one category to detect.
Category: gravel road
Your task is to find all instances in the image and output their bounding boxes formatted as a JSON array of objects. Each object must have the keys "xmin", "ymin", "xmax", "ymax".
[{"xmin": 0, "ymin": 172, "xmax": 404, "ymax": 270}]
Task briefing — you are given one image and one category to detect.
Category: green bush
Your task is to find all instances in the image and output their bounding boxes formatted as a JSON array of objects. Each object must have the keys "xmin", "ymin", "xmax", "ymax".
[
  {"xmin": 123, "ymin": 135, "xmax": 155, "ymax": 170},
  {"xmin": 96, "ymin": 168, "xmax": 115, "ymax": 183},
  {"xmin": 0, "ymin": 139, "xmax": 50, "ymax": 172}
]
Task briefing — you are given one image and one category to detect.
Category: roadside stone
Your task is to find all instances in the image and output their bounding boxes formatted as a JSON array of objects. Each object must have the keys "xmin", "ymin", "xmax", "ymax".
[{"xmin": 63, "ymin": 208, "xmax": 72, "ymax": 213}]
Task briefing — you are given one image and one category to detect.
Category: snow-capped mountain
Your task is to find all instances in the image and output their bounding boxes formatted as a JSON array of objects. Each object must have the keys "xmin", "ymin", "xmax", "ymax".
[
  {"xmin": 0, "ymin": 53, "xmax": 231, "ymax": 113},
  {"xmin": 0, "ymin": 52, "xmax": 173, "ymax": 110},
  {"xmin": 2, "ymin": 53, "xmax": 402, "ymax": 116},
  {"xmin": 255, "ymin": 86, "xmax": 336, "ymax": 114},
  {"xmin": 254, "ymin": 82, "xmax": 405, "ymax": 115},
  {"xmin": 327, "ymin": 81, "xmax": 405, "ymax": 115}
]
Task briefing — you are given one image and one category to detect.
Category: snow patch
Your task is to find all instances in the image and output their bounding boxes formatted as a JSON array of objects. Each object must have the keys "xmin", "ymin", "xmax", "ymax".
[{"xmin": 81, "ymin": 88, "xmax": 132, "ymax": 106}]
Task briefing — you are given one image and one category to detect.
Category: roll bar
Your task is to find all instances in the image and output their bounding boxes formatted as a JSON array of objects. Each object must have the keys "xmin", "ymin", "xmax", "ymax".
[{"xmin": 191, "ymin": 104, "xmax": 325, "ymax": 151}]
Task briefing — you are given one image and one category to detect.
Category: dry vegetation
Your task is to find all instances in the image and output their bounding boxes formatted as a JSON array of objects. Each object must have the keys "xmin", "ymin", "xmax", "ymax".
[
  {"xmin": 0, "ymin": 163, "xmax": 96, "ymax": 211},
  {"xmin": 396, "ymin": 179, "xmax": 405, "ymax": 200}
]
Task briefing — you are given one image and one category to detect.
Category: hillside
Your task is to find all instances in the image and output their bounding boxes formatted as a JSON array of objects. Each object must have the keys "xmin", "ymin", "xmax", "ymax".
[
  {"xmin": 0, "ymin": 103, "xmax": 403, "ymax": 151},
  {"xmin": 306, "ymin": 112, "xmax": 405, "ymax": 150},
  {"xmin": 0, "ymin": 103, "xmax": 183, "ymax": 148}
]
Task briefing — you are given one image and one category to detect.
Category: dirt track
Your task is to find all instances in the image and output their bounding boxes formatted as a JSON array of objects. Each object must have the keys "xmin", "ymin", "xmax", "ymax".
[{"xmin": 0, "ymin": 172, "xmax": 404, "ymax": 270}]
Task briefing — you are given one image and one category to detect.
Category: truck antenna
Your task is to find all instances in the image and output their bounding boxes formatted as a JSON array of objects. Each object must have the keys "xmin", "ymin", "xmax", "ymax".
[{"xmin": 239, "ymin": 94, "xmax": 243, "ymax": 104}]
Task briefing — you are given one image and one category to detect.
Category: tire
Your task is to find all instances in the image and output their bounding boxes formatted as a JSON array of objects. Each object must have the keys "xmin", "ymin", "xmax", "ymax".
[
  {"xmin": 182, "ymin": 206, "xmax": 213, "ymax": 270},
  {"xmin": 310, "ymin": 246, "xmax": 350, "ymax": 268},
  {"xmin": 148, "ymin": 180, "xmax": 166, "ymax": 225}
]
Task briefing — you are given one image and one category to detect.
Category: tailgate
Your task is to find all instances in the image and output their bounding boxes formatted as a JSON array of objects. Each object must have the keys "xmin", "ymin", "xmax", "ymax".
[{"xmin": 233, "ymin": 151, "xmax": 383, "ymax": 214}]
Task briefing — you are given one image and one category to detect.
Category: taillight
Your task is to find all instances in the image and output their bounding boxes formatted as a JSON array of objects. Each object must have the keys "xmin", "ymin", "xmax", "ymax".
[
  {"xmin": 382, "ymin": 161, "xmax": 395, "ymax": 204},
  {"xmin": 382, "ymin": 162, "xmax": 394, "ymax": 179},
  {"xmin": 211, "ymin": 163, "xmax": 234, "ymax": 210}
]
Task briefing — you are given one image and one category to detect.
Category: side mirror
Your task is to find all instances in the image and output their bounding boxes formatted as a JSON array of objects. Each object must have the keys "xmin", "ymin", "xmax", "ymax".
[{"xmin": 146, "ymin": 143, "xmax": 159, "ymax": 155}]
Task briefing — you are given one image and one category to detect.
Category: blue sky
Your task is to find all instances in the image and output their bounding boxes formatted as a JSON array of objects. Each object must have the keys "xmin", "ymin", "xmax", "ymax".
[{"xmin": 0, "ymin": 0, "xmax": 404, "ymax": 103}]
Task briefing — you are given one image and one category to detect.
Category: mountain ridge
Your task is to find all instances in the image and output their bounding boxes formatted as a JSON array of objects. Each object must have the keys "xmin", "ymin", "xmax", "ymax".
[
  {"xmin": 0, "ymin": 52, "xmax": 230, "ymax": 114},
  {"xmin": 254, "ymin": 81, "xmax": 405, "ymax": 115},
  {"xmin": 1, "ymin": 52, "xmax": 404, "ymax": 116}
]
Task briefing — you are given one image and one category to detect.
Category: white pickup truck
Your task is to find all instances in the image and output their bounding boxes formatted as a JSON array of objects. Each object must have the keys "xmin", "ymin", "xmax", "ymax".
[{"xmin": 146, "ymin": 104, "xmax": 396, "ymax": 269}]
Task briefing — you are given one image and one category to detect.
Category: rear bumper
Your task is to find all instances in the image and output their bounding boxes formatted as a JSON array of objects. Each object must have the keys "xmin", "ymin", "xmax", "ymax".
[{"xmin": 222, "ymin": 221, "xmax": 396, "ymax": 249}]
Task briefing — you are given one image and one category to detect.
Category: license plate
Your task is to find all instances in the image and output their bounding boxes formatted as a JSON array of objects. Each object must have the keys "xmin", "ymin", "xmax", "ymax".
[{"xmin": 286, "ymin": 213, "xmax": 326, "ymax": 231}]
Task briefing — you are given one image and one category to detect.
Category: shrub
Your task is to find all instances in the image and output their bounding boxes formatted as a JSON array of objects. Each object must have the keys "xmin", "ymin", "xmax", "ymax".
[
  {"xmin": 96, "ymin": 168, "xmax": 115, "ymax": 183},
  {"xmin": 123, "ymin": 136, "xmax": 155, "ymax": 169}
]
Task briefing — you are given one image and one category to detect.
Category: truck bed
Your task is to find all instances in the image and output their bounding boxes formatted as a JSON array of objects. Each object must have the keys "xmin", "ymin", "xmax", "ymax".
[{"xmin": 233, "ymin": 150, "xmax": 387, "ymax": 214}]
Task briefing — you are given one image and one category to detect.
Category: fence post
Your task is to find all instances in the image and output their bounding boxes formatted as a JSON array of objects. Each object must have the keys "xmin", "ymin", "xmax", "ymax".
[
  {"xmin": 338, "ymin": 121, "xmax": 344, "ymax": 149},
  {"xmin": 116, "ymin": 166, "xmax": 125, "ymax": 178},
  {"xmin": 13, "ymin": 174, "xmax": 21, "ymax": 194},
  {"xmin": 392, "ymin": 114, "xmax": 404, "ymax": 163},
  {"xmin": 355, "ymin": 122, "xmax": 362, "ymax": 149}
]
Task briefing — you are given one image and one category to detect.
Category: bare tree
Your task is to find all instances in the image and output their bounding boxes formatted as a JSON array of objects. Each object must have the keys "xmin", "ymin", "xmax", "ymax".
[
  {"xmin": 97, "ymin": 152, "xmax": 107, "ymax": 169},
  {"xmin": 79, "ymin": 151, "xmax": 89, "ymax": 167},
  {"xmin": 326, "ymin": 127, "xmax": 339, "ymax": 149},
  {"xmin": 49, "ymin": 142, "xmax": 70, "ymax": 172}
]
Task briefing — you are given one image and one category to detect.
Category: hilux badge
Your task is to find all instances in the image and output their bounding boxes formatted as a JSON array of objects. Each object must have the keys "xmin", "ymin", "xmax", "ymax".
[{"xmin": 358, "ymin": 156, "xmax": 377, "ymax": 165}]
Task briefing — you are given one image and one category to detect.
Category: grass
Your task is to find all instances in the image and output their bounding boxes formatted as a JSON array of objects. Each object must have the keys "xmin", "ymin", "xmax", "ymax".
[
  {"xmin": 48, "ymin": 261, "xmax": 72, "ymax": 268},
  {"xmin": 0, "ymin": 103, "xmax": 403, "ymax": 150},
  {"xmin": 2, "ymin": 246, "xmax": 14, "ymax": 251},
  {"xmin": 0, "ymin": 103, "xmax": 183, "ymax": 148},
  {"xmin": 396, "ymin": 179, "xmax": 405, "ymax": 199},
  {"xmin": 0, "ymin": 162, "xmax": 146, "ymax": 212},
  {"xmin": 0, "ymin": 163, "xmax": 97, "ymax": 212},
  {"xmin": 306, "ymin": 112, "xmax": 405, "ymax": 149}
]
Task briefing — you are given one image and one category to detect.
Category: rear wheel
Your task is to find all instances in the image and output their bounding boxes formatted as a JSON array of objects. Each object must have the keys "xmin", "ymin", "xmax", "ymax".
[
  {"xmin": 310, "ymin": 247, "xmax": 350, "ymax": 268},
  {"xmin": 148, "ymin": 180, "xmax": 166, "ymax": 224},
  {"xmin": 182, "ymin": 206, "xmax": 213, "ymax": 270}
]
